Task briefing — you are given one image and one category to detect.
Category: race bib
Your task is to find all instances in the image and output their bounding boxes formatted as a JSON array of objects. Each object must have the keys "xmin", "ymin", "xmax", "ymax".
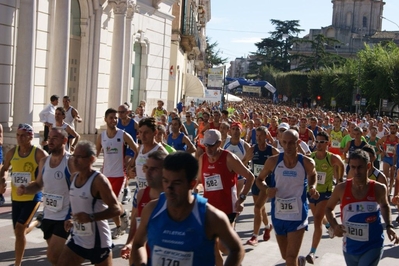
[
  {"xmin": 331, "ymin": 140, "xmax": 340, "ymax": 148},
  {"xmin": 346, "ymin": 221, "xmax": 369, "ymax": 242},
  {"xmin": 204, "ymin": 174, "xmax": 223, "ymax": 192},
  {"xmin": 253, "ymin": 164, "xmax": 263, "ymax": 177},
  {"xmin": 386, "ymin": 145, "xmax": 395, "ymax": 154},
  {"xmin": 276, "ymin": 197, "xmax": 299, "ymax": 214},
  {"xmin": 152, "ymin": 245, "xmax": 193, "ymax": 266},
  {"xmin": 11, "ymin": 172, "xmax": 32, "ymax": 187},
  {"xmin": 317, "ymin": 172, "xmax": 327, "ymax": 185},
  {"xmin": 137, "ymin": 176, "xmax": 148, "ymax": 190},
  {"xmin": 73, "ymin": 221, "xmax": 93, "ymax": 237},
  {"xmin": 43, "ymin": 193, "xmax": 64, "ymax": 212}
]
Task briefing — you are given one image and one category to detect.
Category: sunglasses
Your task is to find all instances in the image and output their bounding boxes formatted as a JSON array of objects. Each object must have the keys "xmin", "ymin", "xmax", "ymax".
[
  {"xmin": 315, "ymin": 140, "xmax": 328, "ymax": 144},
  {"xmin": 204, "ymin": 143, "xmax": 217, "ymax": 148}
]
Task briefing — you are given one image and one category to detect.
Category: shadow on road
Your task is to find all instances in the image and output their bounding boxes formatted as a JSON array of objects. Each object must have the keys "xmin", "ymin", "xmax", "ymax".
[{"xmin": 0, "ymin": 247, "xmax": 50, "ymax": 266}]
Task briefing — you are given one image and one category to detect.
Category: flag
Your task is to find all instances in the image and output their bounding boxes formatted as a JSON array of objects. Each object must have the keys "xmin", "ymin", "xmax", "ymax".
[
  {"xmin": 227, "ymin": 80, "xmax": 240, "ymax": 90},
  {"xmin": 265, "ymin": 82, "xmax": 276, "ymax": 93}
]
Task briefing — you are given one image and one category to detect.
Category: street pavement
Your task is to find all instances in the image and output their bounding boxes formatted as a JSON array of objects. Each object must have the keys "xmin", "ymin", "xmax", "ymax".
[{"xmin": 1, "ymin": 156, "xmax": 399, "ymax": 265}]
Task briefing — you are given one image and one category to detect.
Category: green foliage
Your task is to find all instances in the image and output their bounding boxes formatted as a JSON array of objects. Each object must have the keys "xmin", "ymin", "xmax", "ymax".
[{"xmin": 206, "ymin": 36, "xmax": 228, "ymax": 67}]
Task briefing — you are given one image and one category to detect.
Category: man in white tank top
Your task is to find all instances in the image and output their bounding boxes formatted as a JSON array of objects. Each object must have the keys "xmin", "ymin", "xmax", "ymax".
[
  {"xmin": 130, "ymin": 117, "xmax": 167, "ymax": 197},
  {"xmin": 18, "ymin": 128, "xmax": 76, "ymax": 265},
  {"xmin": 62, "ymin": 95, "xmax": 82, "ymax": 129},
  {"xmin": 96, "ymin": 108, "xmax": 138, "ymax": 239},
  {"xmin": 256, "ymin": 129, "xmax": 320, "ymax": 265},
  {"xmin": 58, "ymin": 141, "xmax": 123, "ymax": 266}
]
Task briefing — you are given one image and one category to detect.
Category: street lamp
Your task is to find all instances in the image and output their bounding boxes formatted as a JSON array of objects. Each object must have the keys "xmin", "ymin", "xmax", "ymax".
[
  {"xmin": 257, "ymin": 61, "xmax": 262, "ymax": 80},
  {"xmin": 381, "ymin": 16, "xmax": 399, "ymax": 29}
]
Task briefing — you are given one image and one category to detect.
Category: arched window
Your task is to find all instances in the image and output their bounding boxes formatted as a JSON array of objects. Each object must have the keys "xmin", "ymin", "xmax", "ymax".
[{"xmin": 71, "ymin": 0, "xmax": 81, "ymax": 36}]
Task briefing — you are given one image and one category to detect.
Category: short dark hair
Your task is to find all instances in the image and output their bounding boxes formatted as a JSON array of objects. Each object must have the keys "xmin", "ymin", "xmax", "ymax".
[
  {"xmin": 348, "ymin": 149, "xmax": 370, "ymax": 164},
  {"xmin": 63, "ymin": 96, "xmax": 70, "ymax": 101},
  {"xmin": 256, "ymin": 126, "xmax": 268, "ymax": 134},
  {"xmin": 163, "ymin": 152, "xmax": 198, "ymax": 183},
  {"xmin": 361, "ymin": 145, "xmax": 376, "ymax": 158},
  {"xmin": 316, "ymin": 131, "xmax": 330, "ymax": 141},
  {"xmin": 148, "ymin": 150, "xmax": 168, "ymax": 161},
  {"xmin": 56, "ymin": 107, "xmax": 65, "ymax": 116},
  {"xmin": 50, "ymin": 95, "xmax": 59, "ymax": 102},
  {"xmin": 171, "ymin": 117, "xmax": 182, "ymax": 126},
  {"xmin": 139, "ymin": 117, "xmax": 157, "ymax": 132},
  {"xmin": 105, "ymin": 108, "xmax": 117, "ymax": 118}
]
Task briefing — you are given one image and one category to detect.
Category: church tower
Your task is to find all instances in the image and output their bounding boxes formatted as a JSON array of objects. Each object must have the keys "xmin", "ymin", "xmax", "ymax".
[{"xmin": 331, "ymin": 0, "xmax": 385, "ymax": 35}]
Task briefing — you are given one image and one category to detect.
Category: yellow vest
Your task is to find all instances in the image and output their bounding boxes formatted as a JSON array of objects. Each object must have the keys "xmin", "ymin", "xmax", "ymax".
[{"xmin": 10, "ymin": 146, "xmax": 40, "ymax": 201}]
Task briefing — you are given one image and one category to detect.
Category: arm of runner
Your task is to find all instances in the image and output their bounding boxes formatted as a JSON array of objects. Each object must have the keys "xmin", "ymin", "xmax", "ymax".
[
  {"xmin": 72, "ymin": 173, "xmax": 122, "ymax": 223},
  {"xmin": 65, "ymin": 125, "xmax": 80, "ymax": 150},
  {"xmin": 325, "ymin": 183, "xmax": 346, "ymax": 237},
  {"xmin": 19, "ymin": 156, "xmax": 47, "ymax": 195},
  {"xmin": 304, "ymin": 156, "xmax": 319, "ymax": 199},
  {"xmin": 132, "ymin": 200, "xmax": 158, "ymax": 266},
  {"xmin": 72, "ymin": 108, "xmax": 82, "ymax": 123},
  {"xmin": 194, "ymin": 154, "xmax": 203, "ymax": 193},
  {"xmin": 95, "ymin": 134, "xmax": 102, "ymax": 157},
  {"xmin": 183, "ymin": 135, "xmax": 197, "ymax": 154},
  {"xmin": 227, "ymin": 152, "xmax": 255, "ymax": 197},
  {"xmin": 331, "ymin": 153, "xmax": 345, "ymax": 183},
  {"xmin": 206, "ymin": 204, "xmax": 244, "ymax": 266},
  {"xmin": 121, "ymin": 189, "xmax": 143, "ymax": 260},
  {"xmin": 0, "ymin": 148, "xmax": 14, "ymax": 194},
  {"xmin": 375, "ymin": 182, "xmax": 399, "ymax": 244},
  {"xmin": 124, "ymin": 131, "xmax": 139, "ymax": 154},
  {"xmin": 241, "ymin": 142, "xmax": 254, "ymax": 166}
]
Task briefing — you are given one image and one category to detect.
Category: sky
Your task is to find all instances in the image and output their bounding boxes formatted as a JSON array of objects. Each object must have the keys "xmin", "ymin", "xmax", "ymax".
[{"xmin": 206, "ymin": 0, "xmax": 399, "ymax": 62}]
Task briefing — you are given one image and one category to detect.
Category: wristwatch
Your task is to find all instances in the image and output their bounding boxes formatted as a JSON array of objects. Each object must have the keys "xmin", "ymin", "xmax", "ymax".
[
  {"xmin": 89, "ymin": 214, "xmax": 95, "ymax": 222},
  {"xmin": 239, "ymin": 194, "xmax": 247, "ymax": 201}
]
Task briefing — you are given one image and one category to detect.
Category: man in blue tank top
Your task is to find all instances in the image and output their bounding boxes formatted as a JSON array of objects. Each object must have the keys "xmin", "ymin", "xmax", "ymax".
[{"xmin": 132, "ymin": 152, "xmax": 244, "ymax": 266}]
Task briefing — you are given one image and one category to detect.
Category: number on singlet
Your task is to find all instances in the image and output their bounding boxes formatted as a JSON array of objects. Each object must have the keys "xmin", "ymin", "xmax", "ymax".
[{"xmin": 161, "ymin": 258, "xmax": 180, "ymax": 266}]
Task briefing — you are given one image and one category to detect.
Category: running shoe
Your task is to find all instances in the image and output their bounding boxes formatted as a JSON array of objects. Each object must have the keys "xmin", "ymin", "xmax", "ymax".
[
  {"xmin": 298, "ymin": 256, "xmax": 307, "ymax": 266},
  {"xmin": 36, "ymin": 212, "xmax": 44, "ymax": 228},
  {"xmin": 112, "ymin": 226, "xmax": 125, "ymax": 239},
  {"xmin": 120, "ymin": 210, "xmax": 129, "ymax": 231},
  {"xmin": 306, "ymin": 253, "xmax": 315, "ymax": 264},
  {"xmin": 0, "ymin": 194, "xmax": 5, "ymax": 206},
  {"xmin": 263, "ymin": 224, "xmax": 273, "ymax": 241},
  {"xmin": 121, "ymin": 188, "xmax": 131, "ymax": 205},
  {"xmin": 246, "ymin": 235, "xmax": 258, "ymax": 246}
]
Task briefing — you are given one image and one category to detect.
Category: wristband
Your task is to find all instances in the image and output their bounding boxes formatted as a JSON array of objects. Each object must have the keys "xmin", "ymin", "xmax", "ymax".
[{"xmin": 386, "ymin": 224, "xmax": 394, "ymax": 229}]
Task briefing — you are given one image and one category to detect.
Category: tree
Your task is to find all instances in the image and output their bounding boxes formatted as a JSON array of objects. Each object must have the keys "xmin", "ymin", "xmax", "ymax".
[
  {"xmin": 206, "ymin": 37, "xmax": 228, "ymax": 67},
  {"xmin": 254, "ymin": 19, "xmax": 304, "ymax": 72}
]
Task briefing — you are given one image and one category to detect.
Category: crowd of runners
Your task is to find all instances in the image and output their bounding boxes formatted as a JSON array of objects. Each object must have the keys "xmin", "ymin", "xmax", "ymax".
[{"xmin": 1, "ymin": 94, "xmax": 399, "ymax": 266}]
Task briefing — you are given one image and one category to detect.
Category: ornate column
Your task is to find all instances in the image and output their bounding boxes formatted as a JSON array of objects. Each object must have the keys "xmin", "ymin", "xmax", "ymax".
[
  {"xmin": 122, "ymin": 1, "xmax": 136, "ymax": 104},
  {"xmin": 47, "ymin": 0, "xmax": 71, "ymax": 98},
  {"xmin": 12, "ymin": 0, "xmax": 37, "ymax": 128},
  {"xmin": 108, "ymin": 0, "xmax": 127, "ymax": 108}
]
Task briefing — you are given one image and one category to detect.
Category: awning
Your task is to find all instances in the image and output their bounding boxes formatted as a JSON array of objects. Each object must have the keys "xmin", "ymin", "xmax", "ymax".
[
  {"xmin": 184, "ymin": 73, "xmax": 205, "ymax": 98},
  {"xmin": 225, "ymin": 93, "xmax": 242, "ymax": 102}
]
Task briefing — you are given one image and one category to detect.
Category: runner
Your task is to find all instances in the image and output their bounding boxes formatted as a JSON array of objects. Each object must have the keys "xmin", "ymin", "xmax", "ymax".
[
  {"xmin": 167, "ymin": 118, "xmax": 196, "ymax": 153},
  {"xmin": 120, "ymin": 150, "xmax": 167, "ymax": 265},
  {"xmin": 17, "ymin": 128, "xmax": 75, "ymax": 265},
  {"xmin": 325, "ymin": 149, "xmax": 399, "ymax": 266},
  {"xmin": 0, "ymin": 124, "xmax": 48, "ymax": 266},
  {"xmin": 377, "ymin": 123, "xmax": 399, "ymax": 195},
  {"xmin": 246, "ymin": 126, "xmax": 279, "ymax": 246},
  {"xmin": 305, "ymin": 131, "xmax": 344, "ymax": 264},
  {"xmin": 58, "ymin": 141, "xmax": 123, "ymax": 266},
  {"xmin": 256, "ymin": 129, "xmax": 320, "ymax": 266},
  {"xmin": 96, "ymin": 108, "xmax": 138, "ymax": 239},
  {"xmin": 132, "ymin": 152, "xmax": 245, "ymax": 266}
]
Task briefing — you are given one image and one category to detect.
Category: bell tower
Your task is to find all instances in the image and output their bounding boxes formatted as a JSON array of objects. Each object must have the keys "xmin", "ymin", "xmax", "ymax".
[{"xmin": 331, "ymin": 0, "xmax": 385, "ymax": 35}]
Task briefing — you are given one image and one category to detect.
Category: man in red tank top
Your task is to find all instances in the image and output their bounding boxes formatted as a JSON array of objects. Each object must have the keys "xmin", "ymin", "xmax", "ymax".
[
  {"xmin": 197, "ymin": 129, "xmax": 255, "ymax": 265},
  {"xmin": 121, "ymin": 150, "xmax": 167, "ymax": 264}
]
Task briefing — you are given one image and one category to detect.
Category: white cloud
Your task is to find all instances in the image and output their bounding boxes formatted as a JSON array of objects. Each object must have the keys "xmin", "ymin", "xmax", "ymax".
[{"xmin": 231, "ymin": 37, "xmax": 262, "ymax": 43}]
